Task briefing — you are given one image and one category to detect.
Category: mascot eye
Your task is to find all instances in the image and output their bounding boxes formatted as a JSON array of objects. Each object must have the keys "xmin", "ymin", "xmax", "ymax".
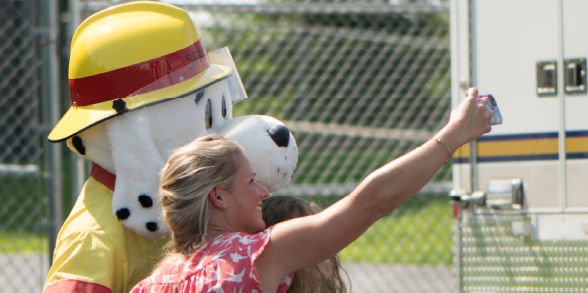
[
  {"xmin": 205, "ymin": 98, "xmax": 212, "ymax": 129},
  {"xmin": 194, "ymin": 91, "xmax": 205, "ymax": 104},
  {"xmin": 222, "ymin": 95, "xmax": 227, "ymax": 118}
]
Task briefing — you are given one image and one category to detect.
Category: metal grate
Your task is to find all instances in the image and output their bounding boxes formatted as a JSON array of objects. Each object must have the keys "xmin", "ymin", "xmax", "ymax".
[{"xmin": 459, "ymin": 214, "xmax": 588, "ymax": 292}]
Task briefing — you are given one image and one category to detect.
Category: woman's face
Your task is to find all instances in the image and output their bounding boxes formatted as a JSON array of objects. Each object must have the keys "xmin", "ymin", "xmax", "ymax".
[{"xmin": 224, "ymin": 151, "xmax": 270, "ymax": 233}]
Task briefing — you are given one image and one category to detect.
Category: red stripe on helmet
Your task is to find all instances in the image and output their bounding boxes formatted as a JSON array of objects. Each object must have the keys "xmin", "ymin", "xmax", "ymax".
[{"xmin": 69, "ymin": 39, "xmax": 210, "ymax": 107}]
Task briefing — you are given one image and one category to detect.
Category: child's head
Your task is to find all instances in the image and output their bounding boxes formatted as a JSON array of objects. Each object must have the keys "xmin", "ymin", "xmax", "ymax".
[
  {"xmin": 262, "ymin": 195, "xmax": 318, "ymax": 225},
  {"xmin": 262, "ymin": 196, "xmax": 348, "ymax": 293}
]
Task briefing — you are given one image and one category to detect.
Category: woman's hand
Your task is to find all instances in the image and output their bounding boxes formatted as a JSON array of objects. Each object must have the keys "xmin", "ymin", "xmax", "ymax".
[{"xmin": 436, "ymin": 87, "xmax": 493, "ymax": 152}]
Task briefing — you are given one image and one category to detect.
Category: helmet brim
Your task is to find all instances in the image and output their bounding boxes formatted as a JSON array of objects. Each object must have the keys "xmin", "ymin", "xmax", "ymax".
[{"xmin": 48, "ymin": 63, "xmax": 231, "ymax": 142}]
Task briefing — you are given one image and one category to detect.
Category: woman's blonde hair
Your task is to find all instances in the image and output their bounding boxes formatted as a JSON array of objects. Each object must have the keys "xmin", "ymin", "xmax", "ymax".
[
  {"xmin": 262, "ymin": 196, "xmax": 350, "ymax": 293},
  {"xmin": 160, "ymin": 135, "xmax": 242, "ymax": 255}
]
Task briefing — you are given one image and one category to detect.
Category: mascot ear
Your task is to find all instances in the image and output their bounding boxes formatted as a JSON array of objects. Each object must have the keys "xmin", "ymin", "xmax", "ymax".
[
  {"xmin": 106, "ymin": 111, "xmax": 169, "ymax": 238},
  {"xmin": 220, "ymin": 115, "xmax": 298, "ymax": 192}
]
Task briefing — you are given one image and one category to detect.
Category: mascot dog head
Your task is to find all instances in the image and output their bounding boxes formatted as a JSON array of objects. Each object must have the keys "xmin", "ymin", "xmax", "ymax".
[{"xmin": 48, "ymin": 2, "xmax": 297, "ymax": 238}]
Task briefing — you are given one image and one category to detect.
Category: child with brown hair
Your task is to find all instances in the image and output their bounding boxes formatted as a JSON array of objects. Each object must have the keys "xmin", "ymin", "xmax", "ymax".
[{"xmin": 262, "ymin": 196, "xmax": 349, "ymax": 293}]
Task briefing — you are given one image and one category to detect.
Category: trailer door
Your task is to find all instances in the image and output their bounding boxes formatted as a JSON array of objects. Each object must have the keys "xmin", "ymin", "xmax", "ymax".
[
  {"xmin": 470, "ymin": 0, "xmax": 562, "ymax": 210},
  {"xmin": 562, "ymin": 0, "xmax": 588, "ymax": 210}
]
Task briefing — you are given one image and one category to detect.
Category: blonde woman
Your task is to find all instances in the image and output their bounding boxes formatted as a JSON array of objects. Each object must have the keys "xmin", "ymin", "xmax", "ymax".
[{"xmin": 132, "ymin": 88, "xmax": 492, "ymax": 292}]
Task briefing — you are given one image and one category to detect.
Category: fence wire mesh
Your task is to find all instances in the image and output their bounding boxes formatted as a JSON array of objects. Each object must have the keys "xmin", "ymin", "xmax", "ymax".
[
  {"xmin": 171, "ymin": 4, "xmax": 454, "ymax": 291},
  {"xmin": 2, "ymin": 0, "xmax": 455, "ymax": 292},
  {"xmin": 0, "ymin": 0, "xmax": 50, "ymax": 292},
  {"xmin": 76, "ymin": 1, "xmax": 454, "ymax": 292}
]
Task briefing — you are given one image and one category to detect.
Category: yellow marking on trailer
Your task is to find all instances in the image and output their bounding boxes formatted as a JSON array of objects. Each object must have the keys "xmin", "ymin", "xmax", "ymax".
[
  {"xmin": 477, "ymin": 138, "xmax": 558, "ymax": 157},
  {"xmin": 565, "ymin": 136, "xmax": 588, "ymax": 153},
  {"xmin": 453, "ymin": 136, "xmax": 560, "ymax": 161}
]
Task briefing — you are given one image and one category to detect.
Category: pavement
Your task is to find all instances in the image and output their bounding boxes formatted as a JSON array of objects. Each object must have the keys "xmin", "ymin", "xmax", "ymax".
[
  {"xmin": 343, "ymin": 262, "xmax": 455, "ymax": 293},
  {"xmin": 0, "ymin": 253, "xmax": 49, "ymax": 293}
]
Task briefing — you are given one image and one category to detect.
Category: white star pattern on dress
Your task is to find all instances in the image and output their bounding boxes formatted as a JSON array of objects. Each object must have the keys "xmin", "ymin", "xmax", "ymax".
[
  {"xmin": 213, "ymin": 233, "xmax": 242, "ymax": 247},
  {"xmin": 238, "ymin": 235, "xmax": 258, "ymax": 245},
  {"xmin": 211, "ymin": 247, "xmax": 231, "ymax": 262},
  {"xmin": 229, "ymin": 250, "xmax": 248, "ymax": 263},
  {"xmin": 225, "ymin": 267, "xmax": 245, "ymax": 283},
  {"xmin": 210, "ymin": 284, "xmax": 225, "ymax": 293},
  {"xmin": 248, "ymin": 267, "xmax": 259, "ymax": 283},
  {"xmin": 167, "ymin": 256, "xmax": 185, "ymax": 274},
  {"xmin": 204, "ymin": 265, "xmax": 222, "ymax": 285}
]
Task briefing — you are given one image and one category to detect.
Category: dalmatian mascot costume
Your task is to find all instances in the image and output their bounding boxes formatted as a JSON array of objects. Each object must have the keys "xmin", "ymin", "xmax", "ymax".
[{"xmin": 43, "ymin": 2, "xmax": 297, "ymax": 293}]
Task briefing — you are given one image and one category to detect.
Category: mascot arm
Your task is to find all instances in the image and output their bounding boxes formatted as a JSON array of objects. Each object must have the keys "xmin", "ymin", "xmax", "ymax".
[
  {"xmin": 43, "ymin": 229, "xmax": 119, "ymax": 293},
  {"xmin": 106, "ymin": 114, "xmax": 168, "ymax": 237},
  {"xmin": 44, "ymin": 178, "xmax": 128, "ymax": 293}
]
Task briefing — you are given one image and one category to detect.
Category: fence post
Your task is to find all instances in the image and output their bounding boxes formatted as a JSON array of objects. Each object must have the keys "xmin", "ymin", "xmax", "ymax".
[{"xmin": 44, "ymin": 0, "xmax": 63, "ymax": 264}]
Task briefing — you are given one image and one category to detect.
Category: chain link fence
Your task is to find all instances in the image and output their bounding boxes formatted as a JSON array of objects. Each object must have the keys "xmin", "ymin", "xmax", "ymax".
[
  {"xmin": 1, "ymin": 0, "xmax": 454, "ymax": 292},
  {"xmin": 174, "ymin": 2, "xmax": 454, "ymax": 291},
  {"xmin": 0, "ymin": 0, "xmax": 57, "ymax": 292}
]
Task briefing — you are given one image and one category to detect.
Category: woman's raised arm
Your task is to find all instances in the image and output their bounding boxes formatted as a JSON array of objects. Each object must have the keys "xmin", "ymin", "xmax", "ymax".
[{"xmin": 256, "ymin": 87, "xmax": 492, "ymax": 292}]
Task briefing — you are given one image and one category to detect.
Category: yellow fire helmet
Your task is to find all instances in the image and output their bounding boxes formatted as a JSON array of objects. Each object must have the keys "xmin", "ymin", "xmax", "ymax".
[{"xmin": 48, "ymin": 1, "xmax": 247, "ymax": 142}]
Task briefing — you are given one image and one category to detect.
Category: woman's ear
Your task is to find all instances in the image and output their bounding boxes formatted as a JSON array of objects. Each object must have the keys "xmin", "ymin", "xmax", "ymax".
[{"xmin": 208, "ymin": 187, "xmax": 224, "ymax": 209}]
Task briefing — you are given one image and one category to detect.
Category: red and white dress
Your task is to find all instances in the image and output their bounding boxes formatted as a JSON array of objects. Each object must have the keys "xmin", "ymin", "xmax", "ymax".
[{"xmin": 131, "ymin": 228, "xmax": 292, "ymax": 293}]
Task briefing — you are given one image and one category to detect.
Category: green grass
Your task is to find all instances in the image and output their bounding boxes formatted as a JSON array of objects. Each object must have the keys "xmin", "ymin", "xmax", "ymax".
[
  {"xmin": 0, "ymin": 232, "xmax": 48, "ymax": 254},
  {"xmin": 301, "ymin": 195, "xmax": 454, "ymax": 266}
]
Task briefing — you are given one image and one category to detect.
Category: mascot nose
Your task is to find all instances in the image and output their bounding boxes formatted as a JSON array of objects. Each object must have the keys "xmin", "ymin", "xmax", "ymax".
[{"xmin": 267, "ymin": 124, "xmax": 290, "ymax": 148}]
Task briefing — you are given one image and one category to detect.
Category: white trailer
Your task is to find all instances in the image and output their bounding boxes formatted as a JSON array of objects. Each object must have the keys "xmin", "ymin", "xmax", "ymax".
[{"xmin": 450, "ymin": 0, "xmax": 588, "ymax": 291}]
